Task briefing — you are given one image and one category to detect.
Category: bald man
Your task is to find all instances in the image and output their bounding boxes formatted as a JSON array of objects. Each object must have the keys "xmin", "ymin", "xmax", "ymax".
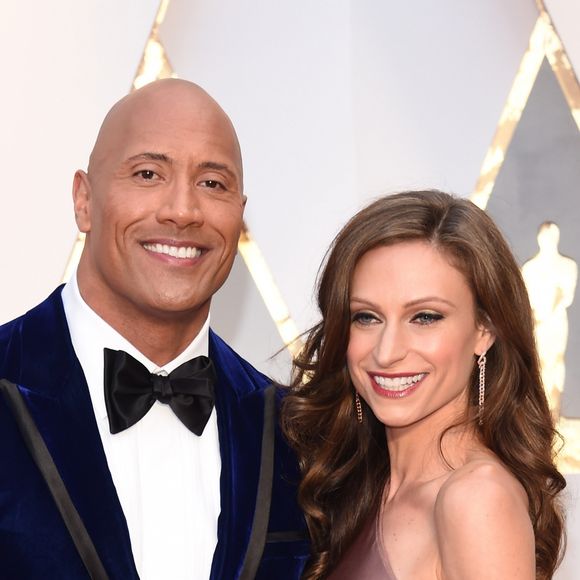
[{"xmin": 0, "ymin": 80, "xmax": 308, "ymax": 580}]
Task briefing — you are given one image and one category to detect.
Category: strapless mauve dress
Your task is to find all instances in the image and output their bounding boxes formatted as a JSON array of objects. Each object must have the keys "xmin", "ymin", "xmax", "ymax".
[{"xmin": 327, "ymin": 516, "xmax": 396, "ymax": 580}]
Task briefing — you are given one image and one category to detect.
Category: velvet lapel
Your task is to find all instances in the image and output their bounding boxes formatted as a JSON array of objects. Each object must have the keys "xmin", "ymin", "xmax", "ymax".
[
  {"xmin": 1, "ymin": 287, "xmax": 138, "ymax": 579},
  {"xmin": 208, "ymin": 330, "xmax": 271, "ymax": 580}
]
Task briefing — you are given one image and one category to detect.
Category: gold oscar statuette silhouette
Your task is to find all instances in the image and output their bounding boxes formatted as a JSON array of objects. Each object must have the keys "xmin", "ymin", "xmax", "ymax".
[{"xmin": 522, "ymin": 222, "xmax": 578, "ymax": 419}]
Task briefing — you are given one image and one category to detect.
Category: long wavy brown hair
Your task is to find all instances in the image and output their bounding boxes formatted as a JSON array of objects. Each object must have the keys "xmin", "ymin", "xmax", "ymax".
[{"xmin": 281, "ymin": 190, "xmax": 566, "ymax": 579}]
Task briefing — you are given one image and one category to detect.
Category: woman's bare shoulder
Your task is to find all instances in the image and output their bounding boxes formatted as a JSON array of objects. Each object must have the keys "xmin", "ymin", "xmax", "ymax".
[
  {"xmin": 438, "ymin": 454, "xmax": 528, "ymax": 509},
  {"xmin": 433, "ymin": 455, "xmax": 535, "ymax": 579}
]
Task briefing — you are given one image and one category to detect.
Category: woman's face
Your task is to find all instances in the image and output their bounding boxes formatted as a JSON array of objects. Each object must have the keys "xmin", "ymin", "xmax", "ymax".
[{"xmin": 346, "ymin": 240, "xmax": 493, "ymax": 430}]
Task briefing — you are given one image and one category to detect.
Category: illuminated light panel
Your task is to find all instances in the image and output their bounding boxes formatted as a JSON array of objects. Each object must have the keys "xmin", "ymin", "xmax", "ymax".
[
  {"xmin": 470, "ymin": 17, "xmax": 545, "ymax": 210},
  {"xmin": 558, "ymin": 418, "xmax": 580, "ymax": 472},
  {"xmin": 472, "ymin": 8, "xmax": 580, "ymax": 211},
  {"xmin": 471, "ymin": 2, "xmax": 580, "ymax": 472},
  {"xmin": 61, "ymin": 233, "xmax": 86, "ymax": 284},
  {"xmin": 238, "ymin": 228, "xmax": 303, "ymax": 356},
  {"xmin": 133, "ymin": 0, "xmax": 175, "ymax": 90},
  {"xmin": 540, "ymin": 9, "xmax": 580, "ymax": 129}
]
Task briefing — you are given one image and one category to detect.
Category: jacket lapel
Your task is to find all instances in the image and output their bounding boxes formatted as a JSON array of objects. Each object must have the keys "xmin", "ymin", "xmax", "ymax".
[
  {"xmin": 208, "ymin": 330, "xmax": 271, "ymax": 580},
  {"xmin": 1, "ymin": 288, "xmax": 138, "ymax": 579}
]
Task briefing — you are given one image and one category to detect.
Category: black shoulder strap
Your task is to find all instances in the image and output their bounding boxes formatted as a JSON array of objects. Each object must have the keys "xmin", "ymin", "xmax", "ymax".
[
  {"xmin": 238, "ymin": 382, "xmax": 276, "ymax": 580},
  {"xmin": 0, "ymin": 379, "xmax": 109, "ymax": 580}
]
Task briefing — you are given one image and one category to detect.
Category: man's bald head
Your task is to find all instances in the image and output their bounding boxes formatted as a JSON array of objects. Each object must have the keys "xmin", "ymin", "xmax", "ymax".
[
  {"xmin": 72, "ymin": 79, "xmax": 247, "ymax": 362},
  {"xmin": 88, "ymin": 78, "xmax": 243, "ymax": 186}
]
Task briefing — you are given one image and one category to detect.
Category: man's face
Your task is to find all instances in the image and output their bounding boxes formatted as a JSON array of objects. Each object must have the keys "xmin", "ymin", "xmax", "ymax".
[{"xmin": 73, "ymin": 85, "xmax": 246, "ymax": 331}]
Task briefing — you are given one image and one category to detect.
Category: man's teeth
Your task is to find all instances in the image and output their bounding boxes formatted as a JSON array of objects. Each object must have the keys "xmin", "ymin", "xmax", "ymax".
[
  {"xmin": 374, "ymin": 373, "xmax": 426, "ymax": 391},
  {"xmin": 143, "ymin": 243, "xmax": 201, "ymax": 259}
]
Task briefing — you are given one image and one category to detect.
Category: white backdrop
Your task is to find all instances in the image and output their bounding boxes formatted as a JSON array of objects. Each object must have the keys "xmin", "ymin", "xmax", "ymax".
[{"xmin": 0, "ymin": 1, "xmax": 578, "ymax": 577}]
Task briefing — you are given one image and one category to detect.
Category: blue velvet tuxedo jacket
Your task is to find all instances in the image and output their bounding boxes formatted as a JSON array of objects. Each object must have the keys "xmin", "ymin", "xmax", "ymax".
[{"xmin": 0, "ymin": 287, "xmax": 309, "ymax": 579}]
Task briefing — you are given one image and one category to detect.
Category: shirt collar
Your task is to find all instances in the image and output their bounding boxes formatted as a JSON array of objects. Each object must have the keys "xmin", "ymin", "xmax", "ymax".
[{"xmin": 61, "ymin": 271, "xmax": 210, "ymax": 422}]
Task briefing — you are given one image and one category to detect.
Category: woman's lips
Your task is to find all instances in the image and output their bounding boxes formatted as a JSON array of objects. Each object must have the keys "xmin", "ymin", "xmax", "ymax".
[{"xmin": 369, "ymin": 372, "xmax": 427, "ymax": 398}]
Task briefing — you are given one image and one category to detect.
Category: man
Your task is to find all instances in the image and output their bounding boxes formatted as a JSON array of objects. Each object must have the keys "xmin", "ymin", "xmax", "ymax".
[{"xmin": 0, "ymin": 79, "xmax": 308, "ymax": 579}]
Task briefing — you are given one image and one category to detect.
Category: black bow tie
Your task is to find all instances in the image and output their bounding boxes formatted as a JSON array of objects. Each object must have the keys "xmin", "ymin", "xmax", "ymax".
[{"xmin": 103, "ymin": 348, "xmax": 216, "ymax": 435}]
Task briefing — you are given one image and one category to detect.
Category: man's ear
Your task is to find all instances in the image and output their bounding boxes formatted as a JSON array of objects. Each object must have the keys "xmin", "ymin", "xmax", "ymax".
[{"xmin": 72, "ymin": 170, "xmax": 92, "ymax": 233}]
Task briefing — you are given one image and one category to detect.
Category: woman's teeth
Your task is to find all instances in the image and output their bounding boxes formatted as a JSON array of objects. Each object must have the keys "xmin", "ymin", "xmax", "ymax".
[{"xmin": 373, "ymin": 373, "xmax": 426, "ymax": 391}]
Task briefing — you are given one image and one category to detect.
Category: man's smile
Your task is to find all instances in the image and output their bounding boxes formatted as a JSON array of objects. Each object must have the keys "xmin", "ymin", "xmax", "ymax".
[{"xmin": 142, "ymin": 241, "xmax": 204, "ymax": 260}]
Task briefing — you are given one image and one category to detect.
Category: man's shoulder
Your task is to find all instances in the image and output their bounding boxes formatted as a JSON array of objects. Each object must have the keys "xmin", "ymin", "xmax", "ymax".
[
  {"xmin": 1, "ymin": 286, "xmax": 65, "ymax": 329},
  {"xmin": 208, "ymin": 329, "xmax": 271, "ymax": 388},
  {"xmin": 0, "ymin": 286, "xmax": 69, "ymax": 377}
]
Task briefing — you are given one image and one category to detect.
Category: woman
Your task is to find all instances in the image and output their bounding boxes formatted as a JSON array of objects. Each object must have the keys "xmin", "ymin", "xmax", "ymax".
[{"xmin": 282, "ymin": 191, "xmax": 565, "ymax": 579}]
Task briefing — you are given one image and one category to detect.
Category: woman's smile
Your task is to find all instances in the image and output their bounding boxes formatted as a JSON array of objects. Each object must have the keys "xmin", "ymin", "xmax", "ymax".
[{"xmin": 369, "ymin": 372, "xmax": 427, "ymax": 398}]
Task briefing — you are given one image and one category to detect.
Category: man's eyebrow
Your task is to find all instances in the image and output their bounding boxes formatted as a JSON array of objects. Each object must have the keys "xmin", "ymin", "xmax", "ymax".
[
  {"xmin": 126, "ymin": 152, "xmax": 172, "ymax": 163},
  {"xmin": 198, "ymin": 161, "xmax": 237, "ymax": 177}
]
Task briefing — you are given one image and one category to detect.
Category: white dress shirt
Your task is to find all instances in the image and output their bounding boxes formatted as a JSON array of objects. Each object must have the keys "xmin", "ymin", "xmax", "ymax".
[{"xmin": 61, "ymin": 275, "xmax": 221, "ymax": 580}]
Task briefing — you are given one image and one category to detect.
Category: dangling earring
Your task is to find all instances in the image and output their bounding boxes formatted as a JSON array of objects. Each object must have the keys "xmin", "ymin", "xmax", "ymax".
[
  {"xmin": 355, "ymin": 392, "xmax": 363, "ymax": 424},
  {"xmin": 477, "ymin": 352, "xmax": 487, "ymax": 425}
]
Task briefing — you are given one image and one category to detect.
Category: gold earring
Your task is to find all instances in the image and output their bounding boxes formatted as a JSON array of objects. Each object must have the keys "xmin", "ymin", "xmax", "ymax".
[{"xmin": 355, "ymin": 392, "xmax": 363, "ymax": 424}]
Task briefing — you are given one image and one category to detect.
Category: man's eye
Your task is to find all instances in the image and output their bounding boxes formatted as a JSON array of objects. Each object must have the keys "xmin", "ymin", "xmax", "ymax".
[
  {"xmin": 412, "ymin": 312, "xmax": 444, "ymax": 325},
  {"xmin": 135, "ymin": 170, "xmax": 157, "ymax": 180},
  {"xmin": 200, "ymin": 180, "xmax": 225, "ymax": 190},
  {"xmin": 351, "ymin": 311, "xmax": 379, "ymax": 326}
]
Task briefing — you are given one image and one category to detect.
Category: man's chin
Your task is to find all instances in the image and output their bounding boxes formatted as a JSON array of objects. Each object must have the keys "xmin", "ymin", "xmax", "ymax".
[{"xmin": 137, "ymin": 292, "xmax": 212, "ymax": 322}]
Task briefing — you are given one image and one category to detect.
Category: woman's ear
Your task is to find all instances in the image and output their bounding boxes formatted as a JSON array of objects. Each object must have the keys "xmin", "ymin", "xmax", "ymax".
[{"xmin": 475, "ymin": 314, "xmax": 496, "ymax": 356}]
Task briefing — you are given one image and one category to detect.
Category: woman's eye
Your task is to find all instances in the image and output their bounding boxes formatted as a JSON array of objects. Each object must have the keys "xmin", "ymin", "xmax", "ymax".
[
  {"xmin": 351, "ymin": 312, "xmax": 379, "ymax": 326},
  {"xmin": 412, "ymin": 312, "xmax": 444, "ymax": 325}
]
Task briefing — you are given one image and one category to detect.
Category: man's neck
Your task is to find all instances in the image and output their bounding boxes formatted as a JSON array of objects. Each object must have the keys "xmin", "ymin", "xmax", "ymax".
[
  {"xmin": 92, "ymin": 307, "xmax": 208, "ymax": 366},
  {"xmin": 73, "ymin": 278, "xmax": 209, "ymax": 366}
]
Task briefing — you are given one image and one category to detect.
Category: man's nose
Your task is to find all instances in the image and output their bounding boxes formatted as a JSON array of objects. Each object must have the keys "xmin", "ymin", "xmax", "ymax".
[{"xmin": 156, "ymin": 180, "xmax": 204, "ymax": 228}]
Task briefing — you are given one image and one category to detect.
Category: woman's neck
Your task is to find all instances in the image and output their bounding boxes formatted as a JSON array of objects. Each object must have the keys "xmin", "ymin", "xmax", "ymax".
[{"xmin": 385, "ymin": 411, "xmax": 480, "ymax": 498}]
